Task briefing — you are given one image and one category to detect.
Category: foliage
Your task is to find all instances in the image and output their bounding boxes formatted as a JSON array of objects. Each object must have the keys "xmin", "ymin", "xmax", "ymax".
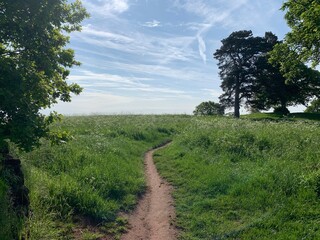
[
  {"xmin": 249, "ymin": 35, "xmax": 317, "ymax": 114},
  {"xmin": 214, "ymin": 31, "xmax": 278, "ymax": 118},
  {"xmin": 269, "ymin": 0, "xmax": 320, "ymax": 86},
  {"xmin": 279, "ymin": 0, "xmax": 320, "ymax": 68},
  {"xmin": 193, "ymin": 101, "xmax": 225, "ymax": 116},
  {"xmin": 0, "ymin": 0, "xmax": 88, "ymax": 152},
  {"xmin": 154, "ymin": 116, "xmax": 320, "ymax": 239},
  {"xmin": 215, "ymin": 30, "xmax": 320, "ymax": 116},
  {"xmin": 305, "ymin": 98, "xmax": 320, "ymax": 113}
]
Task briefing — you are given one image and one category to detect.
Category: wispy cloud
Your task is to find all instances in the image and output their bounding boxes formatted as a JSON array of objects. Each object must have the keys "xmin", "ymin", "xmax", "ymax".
[
  {"xmin": 55, "ymin": 0, "xmax": 289, "ymax": 115},
  {"xmin": 73, "ymin": 25, "xmax": 198, "ymax": 64},
  {"xmin": 173, "ymin": 0, "xmax": 249, "ymax": 63},
  {"xmin": 143, "ymin": 20, "xmax": 161, "ymax": 28},
  {"xmin": 50, "ymin": 90, "xmax": 197, "ymax": 115},
  {"xmin": 81, "ymin": 26, "xmax": 134, "ymax": 43},
  {"xmin": 202, "ymin": 88, "xmax": 222, "ymax": 98},
  {"xmin": 76, "ymin": 60, "xmax": 216, "ymax": 84},
  {"xmin": 68, "ymin": 70, "xmax": 187, "ymax": 96},
  {"xmin": 82, "ymin": 0, "xmax": 129, "ymax": 17},
  {"xmin": 197, "ymin": 35, "xmax": 206, "ymax": 63}
]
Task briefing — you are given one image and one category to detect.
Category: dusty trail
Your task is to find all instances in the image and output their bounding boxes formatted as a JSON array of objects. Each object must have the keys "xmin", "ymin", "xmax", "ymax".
[{"xmin": 121, "ymin": 144, "xmax": 178, "ymax": 240}]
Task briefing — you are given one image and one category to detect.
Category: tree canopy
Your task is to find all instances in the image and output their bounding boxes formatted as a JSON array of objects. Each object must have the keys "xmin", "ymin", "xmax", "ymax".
[
  {"xmin": 193, "ymin": 101, "xmax": 225, "ymax": 116},
  {"xmin": 250, "ymin": 38, "xmax": 320, "ymax": 114},
  {"xmin": 269, "ymin": 0, "xmax": 320, "ymax": 80},
  {"xmin": 214, "ymin": 30, "xmax": 275, "ymax": 117},
  {"xmin": 214, "ymin": 30, "xmax": 320, "ymax": 117},
  {"xmin": 282, "ymin": 0, "xmax": 320, "ymax": 67},
  {"xmin": 305, "ymin": 98, "xmax": 320, "ymax": 113},
  {"xmin": 0, "ymin": 0, "xmax": 88, "ymax": 153}
]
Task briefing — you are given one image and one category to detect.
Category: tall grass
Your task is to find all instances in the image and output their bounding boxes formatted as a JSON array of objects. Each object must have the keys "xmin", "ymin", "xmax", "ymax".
[
  {"xmin": 6, "ymin": 114, "xmax": 320, "ymax": 239},
  {"xmin": 17, "ymin": 115, "xmax": 189, "ymax": 239},
  {"xmin": 154, "ymin": 116, "xmax": 320, "ymax": 239},
  {"xmin": 0, "ymin": 170, "xmax": 24, "ymax": 239}
]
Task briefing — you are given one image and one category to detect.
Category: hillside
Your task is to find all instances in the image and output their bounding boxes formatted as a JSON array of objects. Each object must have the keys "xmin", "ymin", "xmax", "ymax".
[{"xmin": 1, "ymin": 114, "xmax": 320, "ymax": 239}]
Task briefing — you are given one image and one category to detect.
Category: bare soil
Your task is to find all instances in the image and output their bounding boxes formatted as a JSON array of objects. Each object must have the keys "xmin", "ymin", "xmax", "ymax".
[{"xmin": 121, "ymin": 144, "xmax": 178, "ymax": 240}]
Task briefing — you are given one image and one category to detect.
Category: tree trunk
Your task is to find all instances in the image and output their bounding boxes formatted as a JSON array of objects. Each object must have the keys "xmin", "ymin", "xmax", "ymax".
[
  {"xmin": 280, "ymin": 99, "xmax": 290, "ymax": 115},
  {"xmin": 1, "ymin": 143, "xmax": 29, "ymax": 218},
  {"xmin": 234, "ymin": 79, "xmax": 240, "ymax": 118}
]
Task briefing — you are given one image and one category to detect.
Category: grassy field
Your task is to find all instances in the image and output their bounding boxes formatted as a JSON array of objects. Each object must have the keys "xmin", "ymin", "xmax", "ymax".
[
  {"xmin": 155, "ymin": 116, "xmax": 320, "ymax": 239},
  {"xmin": 16, "ymin": 115, "xmax": 189, "ymax": 239},
  {"xmin": 2, "ymin": 114, "xmax": 320, "ymax": 239}
]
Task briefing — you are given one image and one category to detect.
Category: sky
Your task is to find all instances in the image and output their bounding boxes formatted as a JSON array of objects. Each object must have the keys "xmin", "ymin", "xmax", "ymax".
[{"xmin": 50, "ymin": 0, "xmax": 292, "ymax": 115}]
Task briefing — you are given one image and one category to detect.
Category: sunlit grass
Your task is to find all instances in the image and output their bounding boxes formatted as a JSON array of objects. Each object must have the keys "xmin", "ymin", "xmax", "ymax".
[
  {"xmin": 154, "ymin": 116, "xmax": 320, "ymax": 239},
  {"xmin": 4, "ymin": 114, "xmax": 320, "ymax": 239},
  {"xmin": 18, "ymin": 115, "xmax": 189, "ymax": 238}
]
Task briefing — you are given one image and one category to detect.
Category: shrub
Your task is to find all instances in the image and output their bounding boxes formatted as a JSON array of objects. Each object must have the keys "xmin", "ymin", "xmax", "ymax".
[
  {"xmin": 305, "ymin": 98, "xmax": 320, "ymax": 113},
  {"xmin": 193, "ymin": 101, "xmax": 225, "ymax": 116}
]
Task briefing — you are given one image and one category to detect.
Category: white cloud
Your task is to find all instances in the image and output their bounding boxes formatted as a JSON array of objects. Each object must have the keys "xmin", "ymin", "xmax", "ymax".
[
  {"xmin": 143, "ymin": 20, "xmax": 161, "ymax": 28},
  {"xmin": 47, "ymin": 91, "xmax": 197, "ymax": 115},
  {"xmin": 80, "ymin": 61, "xmax": 215, "ymax": 83},
  {"xmin": 73, "ymin": 25, "xmax": 198, "ymax": 64},
  {"xmin": 68, "ymin": 70, "xmax": 188, "ymax": 97},
  {"xmin": 202, "ymin": 88, "xmax": 222, "ymax": 98},
  {"xmin": 83, "ymin": 0, "xmax": 129, "ymax": 17},
  {"xmin": 173, "ymin": 0, "xmax": 249, "ymax": 61},
  {"xmin": 197, "ymin": 35, "xmax": 206, "ymax": 63},
  {"xmin": 81, "ymin": 26, "xmax": 133, "ymax": 43}
]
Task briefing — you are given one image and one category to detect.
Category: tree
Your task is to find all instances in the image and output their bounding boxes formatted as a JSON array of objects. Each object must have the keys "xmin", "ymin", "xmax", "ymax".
[
  {"xmin": 214, "ymin": 30, "xmax": 270, "ymax": 118},
  {"xmin": 214, "ymin": 30, "xmax": 320, "ymax": 116},
  {"xmin": 250, "ymin": 35, "xmax": 320, "ymax": 114},
  {"xmin": 0, "ymin": 0, "xmax": 89, "ymax": 156},
  {"xmin": 193, "ymin": 101, "xmax": 225, "ymax": 116},
  {"xmin": 269, "ymin": 0, "xmax": 320, "ymax": 80},
  {"xmin": 305, "ymin": 98, "xmax": 320, "ymax": 113}
]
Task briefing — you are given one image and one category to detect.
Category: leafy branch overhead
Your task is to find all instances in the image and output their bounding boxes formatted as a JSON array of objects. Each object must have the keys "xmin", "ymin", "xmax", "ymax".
[
  {"xmin": 0, "ymin": 0, "xmax": 89, "ymax": 152},
  {"xmin": 269, "ymin": 0, "xmax": 320, "ymax": 79}
]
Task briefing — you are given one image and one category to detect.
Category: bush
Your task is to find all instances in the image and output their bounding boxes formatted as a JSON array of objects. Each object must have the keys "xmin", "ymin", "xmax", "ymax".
[
  {"xmin": 305, "ymin": 98, "xmax": 320, "ymax": 113},
  {"xmin": 193, "ymin": 101, "xmax": 225, "ymax": 116}
]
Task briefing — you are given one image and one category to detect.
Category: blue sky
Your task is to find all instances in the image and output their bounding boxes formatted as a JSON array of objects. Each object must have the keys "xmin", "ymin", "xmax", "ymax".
[{"xmin": 52, "ymin": 0, "xmax": 291, "ymax": 115}]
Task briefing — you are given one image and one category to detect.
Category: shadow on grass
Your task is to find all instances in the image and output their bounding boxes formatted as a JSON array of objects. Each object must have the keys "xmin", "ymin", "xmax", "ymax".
[{"xmin": 243, "ymin": 112, "xmax": 320, "ymax": 122}]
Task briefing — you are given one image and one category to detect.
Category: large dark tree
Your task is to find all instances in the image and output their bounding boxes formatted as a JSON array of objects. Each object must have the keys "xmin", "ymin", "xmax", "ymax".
[
  {"xmin": 250, "ymin": 35, "xmax": 320, "ymax": 114},
  {"xmin": 214, "ymin": 30, "xmax": 268, "ymax": 118},
  {"xmin": 0, "ymin": 0, "xmax": 88, "ymax": 156},
  {"xmin": 214, "ymin": 30, "xmax": 320, "ymax": 117}
]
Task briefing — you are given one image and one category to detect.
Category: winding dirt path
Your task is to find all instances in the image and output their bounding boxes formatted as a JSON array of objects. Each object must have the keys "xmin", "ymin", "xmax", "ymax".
[{"xmin": 121, "ymin": 143, "xmax": 178, "ymax": 240}]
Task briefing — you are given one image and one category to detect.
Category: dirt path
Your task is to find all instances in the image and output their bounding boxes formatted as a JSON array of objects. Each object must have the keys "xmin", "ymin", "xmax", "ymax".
[{"xmin": 121, "ymin": 143, "xmax": 178, "ymax": 240}]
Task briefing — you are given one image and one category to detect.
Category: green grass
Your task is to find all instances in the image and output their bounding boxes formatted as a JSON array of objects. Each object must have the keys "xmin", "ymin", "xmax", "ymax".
[
  {"xmin": 4, "ymin": 113, "xmax": 320, "ymax": 239},
  {"xmin": 0, "ymin": 168, "xmax": 25, "ymax": 240},
  {"xmin": 0, "ymin": 179, "xmax": 16, "ymax": 240},
  {"xmin": 154, "ymin": 116, "xmax": 320, "ymax": 239},
  {"xmin": 16, "ymin": 115, "xmax": 190, "ymax": 239},
  {"xmin": 244, "ymin": 112, "xmax": 320, "ymax": 121}
]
